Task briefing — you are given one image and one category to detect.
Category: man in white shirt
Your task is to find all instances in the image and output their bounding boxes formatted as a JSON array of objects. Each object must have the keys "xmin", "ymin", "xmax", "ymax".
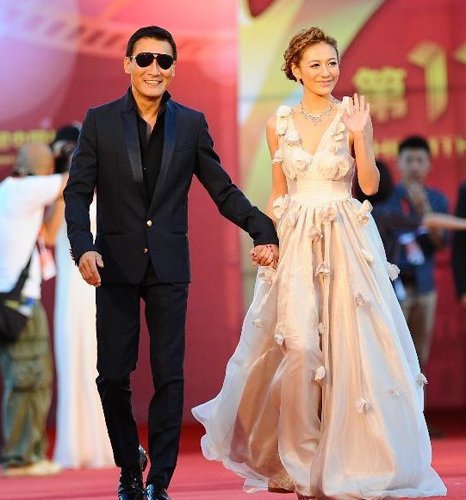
[{"xmin": 0, "ymin": 142, "xmax": 67, "ymax": 477}]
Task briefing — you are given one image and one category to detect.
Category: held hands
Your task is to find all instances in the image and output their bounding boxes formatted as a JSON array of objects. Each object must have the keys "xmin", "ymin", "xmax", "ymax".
[
  {"xmin": 79, "ymin": 251, "xmax": 104, "ymax": 287},
  {"xmin": 342, "ymin": 93, "xmax": 370, "ymax": 134},
  {"xmin": 250, "ymin": 244, "xmax": 279, "ymax": 269}
]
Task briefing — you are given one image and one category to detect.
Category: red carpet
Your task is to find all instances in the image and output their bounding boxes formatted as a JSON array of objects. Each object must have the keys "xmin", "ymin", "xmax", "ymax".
[{"xmin": 1, "ymin": 418, "xmax": 465, "ymax": 500}]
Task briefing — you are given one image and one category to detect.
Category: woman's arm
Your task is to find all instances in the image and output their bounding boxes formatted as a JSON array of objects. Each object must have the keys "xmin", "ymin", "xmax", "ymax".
[
  {"xmin": 345, "ymin": 94, "xmax": 379, "ymax": 196},
  {"xmin": 422, "ymin": 212, "xmax": 466, "ymax": 231},
  {"xmin": 264, "ymin": 115, "xmax": 288, "ymax": 222},
  {"xmin": 40, "ymin": 174, "xmax": 68, "ymax": 246}
]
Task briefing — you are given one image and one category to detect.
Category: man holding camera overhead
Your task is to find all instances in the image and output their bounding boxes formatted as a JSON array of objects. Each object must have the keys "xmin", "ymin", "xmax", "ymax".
[{"xmin": 64, "ymin": 26, "xmax": 278, "ymax": 500}]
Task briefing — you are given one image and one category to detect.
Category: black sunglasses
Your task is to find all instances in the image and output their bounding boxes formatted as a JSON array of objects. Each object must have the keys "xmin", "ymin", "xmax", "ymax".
[{"xmin": 130, "ymin": 52, "xmax": 174, "ymax": 70}]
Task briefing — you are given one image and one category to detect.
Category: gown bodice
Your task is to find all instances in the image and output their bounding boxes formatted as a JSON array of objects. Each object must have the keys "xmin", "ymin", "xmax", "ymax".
[{"xmin": 272, "ymin": 97, "xmax": 355, "ymax": 206}]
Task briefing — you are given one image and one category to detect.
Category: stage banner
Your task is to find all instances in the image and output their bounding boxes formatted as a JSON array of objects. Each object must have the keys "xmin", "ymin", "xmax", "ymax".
[
  {"xmin": 0, "ymin": 0, "xmax": 239, "ymax": 422},
  {"xmin": 240, "ymin": 0, "xmax": 466, "ymax": 408}
]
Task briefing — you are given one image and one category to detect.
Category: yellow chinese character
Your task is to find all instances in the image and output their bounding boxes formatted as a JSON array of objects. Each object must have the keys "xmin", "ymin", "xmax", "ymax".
[
  {"xmin": 0, "ymin": 131, "xmax": 12, "ymax": 151},
  {"xmin": 353, "ymin": 67, "xmax": 407, "ymax": 123},
  {"xmin": 12, "ymin": 130, "xmax": 27, "ymax": 148}
]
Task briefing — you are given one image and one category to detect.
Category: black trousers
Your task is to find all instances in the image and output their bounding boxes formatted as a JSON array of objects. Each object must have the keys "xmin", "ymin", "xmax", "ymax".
[{"xmin": 95, "ymin": 263, "xmax": 188, "ymax": 488}]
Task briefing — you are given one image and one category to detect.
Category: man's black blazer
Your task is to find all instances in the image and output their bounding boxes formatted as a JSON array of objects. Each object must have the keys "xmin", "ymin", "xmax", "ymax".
[
  {"xmin": 64, "ymin": 89, "xmax": 278, "ymax": 284},
  {"xmin": 452, "ymin": 182, "xmax": 466, "ymax": 298}
]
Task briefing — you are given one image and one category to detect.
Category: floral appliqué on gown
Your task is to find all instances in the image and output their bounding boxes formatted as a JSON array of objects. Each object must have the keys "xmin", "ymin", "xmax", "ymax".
[{"xmin": 193, "ymin": 98, "xmax": 447, "ymax": 499}]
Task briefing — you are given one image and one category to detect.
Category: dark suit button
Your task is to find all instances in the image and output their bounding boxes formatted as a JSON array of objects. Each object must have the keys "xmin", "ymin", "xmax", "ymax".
[
  {"xmin": 142, "ymin": 248, "xmax": 149, "ymax": 254},
  {"xmin": 146, "ymin": 220, "xmax": 153, "ymax": 227}
]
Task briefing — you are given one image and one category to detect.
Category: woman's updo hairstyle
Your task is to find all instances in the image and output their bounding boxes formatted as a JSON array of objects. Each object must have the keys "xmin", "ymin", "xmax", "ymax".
[{"xmin": 282, "ymin": 27, "xmax": 339, "ymax": 82}]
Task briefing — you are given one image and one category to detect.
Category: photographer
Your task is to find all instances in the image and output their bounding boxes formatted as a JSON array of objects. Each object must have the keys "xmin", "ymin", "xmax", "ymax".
[{"xmin": 0, "ymin": 142, "xmax": 67, "ymax": 477}]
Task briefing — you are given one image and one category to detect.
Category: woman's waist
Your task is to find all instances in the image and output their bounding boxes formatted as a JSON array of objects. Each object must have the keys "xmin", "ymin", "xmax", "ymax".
[{"xmin": 288, "ymin": 179, "xmax": 352, "ymax": 204}]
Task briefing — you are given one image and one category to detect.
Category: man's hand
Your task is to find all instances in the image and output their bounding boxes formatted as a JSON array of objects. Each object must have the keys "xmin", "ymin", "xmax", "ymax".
[
  {"xmin": 78, "ymin": 251, "xmax": 104, "ymax": 287},
  {"xmin": 250, "ymin": 244, "xmax": 279, "ymax": 269},
  {"xmin": 405, "ymin": 181, "xmax": 431, "ymax": 215}
]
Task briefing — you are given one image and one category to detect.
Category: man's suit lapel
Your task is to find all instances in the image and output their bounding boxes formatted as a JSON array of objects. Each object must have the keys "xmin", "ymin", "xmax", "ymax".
[
  {"xmin": 149, "ymin": 100, "xmax": 177, "ymax": 213},
  {"xmin": 121, "ymin": 92, "xmax": 148, "ymax": 206}
]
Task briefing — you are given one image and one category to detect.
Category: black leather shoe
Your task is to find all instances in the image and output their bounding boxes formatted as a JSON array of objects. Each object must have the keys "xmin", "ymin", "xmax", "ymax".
[
  {"xmin": 145, "ymin": 483, "xmax": 171, "ymax": 500},
  {"xmin": 138, "ymin": 445, "xmax": 148, "ymax": 472},
  {"xmin": 118, "ymin": 466, "xmax": 144, "ymax": 500}
]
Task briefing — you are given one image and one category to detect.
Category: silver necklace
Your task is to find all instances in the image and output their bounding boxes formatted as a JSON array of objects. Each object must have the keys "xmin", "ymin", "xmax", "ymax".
[{"xmin": 300, "ymin": 100, "xmax": 335, "ymax": 125}]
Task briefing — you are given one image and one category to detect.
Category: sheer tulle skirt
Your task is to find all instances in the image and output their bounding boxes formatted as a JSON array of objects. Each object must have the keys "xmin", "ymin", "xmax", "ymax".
[{"xmin": 193, "ymin": 196, "xmax": 446, "ymax": 499}]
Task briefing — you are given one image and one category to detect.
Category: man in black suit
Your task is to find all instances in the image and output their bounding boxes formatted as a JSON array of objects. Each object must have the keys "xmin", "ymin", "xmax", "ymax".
[
  {"xmin": 452, "ymin": 182, "xmax": 466, "ymax": 308},
  {"xmin": 64, "ymin": 26, "xmax": 278, "ymax": 500}
]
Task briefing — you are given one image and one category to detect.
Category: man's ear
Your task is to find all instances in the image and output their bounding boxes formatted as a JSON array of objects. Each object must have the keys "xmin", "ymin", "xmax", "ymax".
[{"xmin": 124, "ymin": 57, "xmax": 131, "ymax": 75}]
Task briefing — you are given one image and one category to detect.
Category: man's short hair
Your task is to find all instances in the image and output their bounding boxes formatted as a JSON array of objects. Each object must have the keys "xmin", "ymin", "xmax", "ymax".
[
  {"xmin": 126, "ymin": 26, "xmax": 177, "ymax": 60},
  {"xmin": 398, "ymin": 136, "xmax": 431, "ymax": 156}
]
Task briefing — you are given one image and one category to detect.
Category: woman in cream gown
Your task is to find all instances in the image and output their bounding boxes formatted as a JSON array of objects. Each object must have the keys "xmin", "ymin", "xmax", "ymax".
[
  {"xmin": 193, "ymin": 28, "xmax": 446, "ymax": 499},
  {"xmin": 53, "ymin": 199, "xmax": 114, "ymax": 468}
]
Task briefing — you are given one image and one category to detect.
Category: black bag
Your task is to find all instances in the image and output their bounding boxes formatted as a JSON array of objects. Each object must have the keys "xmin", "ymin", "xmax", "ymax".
[{"xmin": 0, "ymin": 255, "xmax": 33, "ymax": 344}]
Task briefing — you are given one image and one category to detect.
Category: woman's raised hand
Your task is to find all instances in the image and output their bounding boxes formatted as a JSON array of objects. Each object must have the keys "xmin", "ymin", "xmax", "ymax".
[{"xmin": 343, "ymin": 93, "xmax": 370, "ymax": 134}]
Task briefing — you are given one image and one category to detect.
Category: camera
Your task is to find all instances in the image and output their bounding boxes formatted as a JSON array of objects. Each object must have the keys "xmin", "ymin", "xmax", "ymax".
[
  {"xmin": 53, "ymin": 140, "xmax": 77, "ymax": 173},
  {"xmin": 51, "ymin": 124, "xmax": 81, "ymax": 174}
]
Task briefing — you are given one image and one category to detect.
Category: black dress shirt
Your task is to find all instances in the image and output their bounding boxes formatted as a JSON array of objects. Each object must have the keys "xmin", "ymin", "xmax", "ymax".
[{"xmin": 132, "ymin": 92, "xmax": 170, "ymax": 202}]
